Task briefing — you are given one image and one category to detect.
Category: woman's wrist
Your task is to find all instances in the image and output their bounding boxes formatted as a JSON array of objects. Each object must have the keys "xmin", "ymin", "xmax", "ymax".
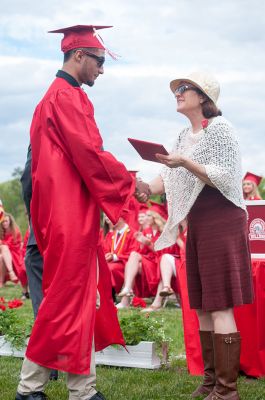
[{"xmin": 179, "ymin": 155, "xmax": 188, "ymax": 167}]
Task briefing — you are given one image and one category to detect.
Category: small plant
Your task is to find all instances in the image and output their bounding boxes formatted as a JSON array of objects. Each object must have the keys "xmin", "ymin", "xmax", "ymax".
[
  {"xmin": 119, "ymin": 310, "xmax": 170, "ymax": 345},
  {"xmin": 118, "ymin": 311, "xmax": 171, "ymax": 362},
  {"xmin": 0, "ymin": 297, "xmax": 33, "ymax": 350}
]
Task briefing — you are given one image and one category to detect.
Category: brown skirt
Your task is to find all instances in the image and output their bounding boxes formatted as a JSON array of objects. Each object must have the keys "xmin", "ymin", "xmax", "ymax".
[{"xmin": 186, "ymin": 185, "xmax": 254, "ymax": 312}]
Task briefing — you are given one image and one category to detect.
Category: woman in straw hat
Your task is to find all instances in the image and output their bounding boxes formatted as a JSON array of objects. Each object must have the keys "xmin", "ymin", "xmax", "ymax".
[{"xmin": 139, "ymin": 71, "xmax": 253, "ymax": 400}]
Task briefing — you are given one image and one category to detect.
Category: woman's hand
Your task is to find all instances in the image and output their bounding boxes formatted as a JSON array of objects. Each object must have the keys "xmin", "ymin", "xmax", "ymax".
[
  {"xmin": 134, "ymin": 231, "xmax": 145, "ymax": 243},
  {"xmin": 134, "ymin": 232, "xmax": 151, "ymax": 246},
  {"xmin": 156, "ymin": 152, "xmax": 187, "ymax": 168},
  {"xmin": 157, "ymin": 153, "xmax": 215, "ymax": 187}
]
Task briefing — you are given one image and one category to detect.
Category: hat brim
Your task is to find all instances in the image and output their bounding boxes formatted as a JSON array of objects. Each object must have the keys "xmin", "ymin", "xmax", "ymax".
[{"xmin": 170, "ymin": 78, "xmax": 216, "ymax": 104}]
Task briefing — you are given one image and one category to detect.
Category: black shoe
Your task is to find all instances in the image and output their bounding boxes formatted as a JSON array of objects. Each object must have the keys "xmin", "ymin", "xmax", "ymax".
[
  {"xmin": 90, "ymin": 392, "xmax": 106, "ymax": 400},
  {"xmin": 49, "ymin": 369, "xmax": 58, "ymax": 380},
  {"xmin": 21, "ymin": 292, "xmax": 30, "ymax": 300},
  {"xmin": 15, "ymin": 392, "xmax": 48, "ymax": 400}
]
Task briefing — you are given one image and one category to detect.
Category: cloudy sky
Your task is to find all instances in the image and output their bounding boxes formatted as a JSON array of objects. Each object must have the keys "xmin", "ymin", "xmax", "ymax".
[{"xmin": 0, "ymin": 0, "xmax": 264, "ymax": 183}]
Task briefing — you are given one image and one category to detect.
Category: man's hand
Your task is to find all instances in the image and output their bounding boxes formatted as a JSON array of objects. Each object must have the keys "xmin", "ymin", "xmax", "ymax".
[
  {"xmin": 135, "ymin": 179, "xmax": 151, "ymax": 203},
  {"xmin": 105, "ymin": 252, "xmax": 114, "ymax": 262}
]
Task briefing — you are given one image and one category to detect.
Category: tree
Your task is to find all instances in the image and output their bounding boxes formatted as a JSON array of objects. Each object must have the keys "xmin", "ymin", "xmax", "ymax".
[
  {"xmin": 11, "ymin": 167, "xmax": 24, "ymax": 180},
  {"xmin": 0, "ymin": 168, "xmax": 27, "ymax": 235}
]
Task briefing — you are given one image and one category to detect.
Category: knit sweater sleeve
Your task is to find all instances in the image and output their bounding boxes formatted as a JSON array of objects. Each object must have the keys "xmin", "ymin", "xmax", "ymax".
[{"xmin": 204, "ymin": 121, "xmax": 242, "ymax": 197}]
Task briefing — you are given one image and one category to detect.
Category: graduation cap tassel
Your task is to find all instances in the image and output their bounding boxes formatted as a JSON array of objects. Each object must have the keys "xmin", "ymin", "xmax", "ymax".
[{"xmin": 93, "ymin": 28, "xmax": 121, "ymax": 60}]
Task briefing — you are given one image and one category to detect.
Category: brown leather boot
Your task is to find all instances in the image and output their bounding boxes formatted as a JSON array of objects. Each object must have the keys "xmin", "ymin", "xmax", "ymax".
[
  {"xmin": 191, "ymin": 331, "xmax": 215, "ymax": 398},
  {"xmin": 204, "ymin": 332, "xmax": 241, "ymax": 400}
]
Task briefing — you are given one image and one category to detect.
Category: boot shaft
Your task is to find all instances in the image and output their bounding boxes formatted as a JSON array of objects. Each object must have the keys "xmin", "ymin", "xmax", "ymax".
[
  {"xmin": 191, "ymin": 331, "xmax": 215, "ymax": 398},
  {"xmin": 200, "ymin": 330, "xmax": 215, "ymax": 383},
  {"xmin": 214, "ymin": 332, "xmax": 241, "ymax": 396}
]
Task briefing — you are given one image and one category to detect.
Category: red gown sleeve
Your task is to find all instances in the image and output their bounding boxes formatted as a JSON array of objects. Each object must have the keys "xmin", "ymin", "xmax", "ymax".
[{"xmin": 47, "ymin": 87, "xmax": 135, "ymax": 224}]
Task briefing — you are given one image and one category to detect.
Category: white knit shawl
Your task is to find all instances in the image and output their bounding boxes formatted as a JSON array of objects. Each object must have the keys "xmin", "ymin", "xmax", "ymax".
[{"xmin": 155, "ymin": 116, "xmax": 246, "ymax": 251}]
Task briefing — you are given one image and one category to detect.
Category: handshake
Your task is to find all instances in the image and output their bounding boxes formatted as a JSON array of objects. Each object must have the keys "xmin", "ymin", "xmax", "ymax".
[{"xmin": 135, "ymin": 178, "xmax": 151, "ymax": 203}]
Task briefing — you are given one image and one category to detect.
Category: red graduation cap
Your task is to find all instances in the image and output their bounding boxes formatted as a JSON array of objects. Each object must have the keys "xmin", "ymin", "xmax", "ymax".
[
  {"xmin": 149, "ymin": 201, "xmax": 168, "ymax": 220},
  {"xmin": 48, "ymin": 25, "xmax": 113, "ymax": 53},
  {"xmin": 138, "ymin": 204, "xmax": 149, "ymax": 213},
  {"xmin": 243, "ymin": 171, "xmax": 262, "ymax": 186}
]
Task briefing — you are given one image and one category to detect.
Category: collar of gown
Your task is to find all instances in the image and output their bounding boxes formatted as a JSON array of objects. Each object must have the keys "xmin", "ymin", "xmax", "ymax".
[{"xmin": 56, "ymin": 70, "xmax": 80, "ymax": 87}]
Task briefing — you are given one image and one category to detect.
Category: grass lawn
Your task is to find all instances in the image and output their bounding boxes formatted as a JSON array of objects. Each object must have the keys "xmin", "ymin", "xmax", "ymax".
[{"xmin": 0, "ymin": 284, "xmax": 265, "ymax": 400}]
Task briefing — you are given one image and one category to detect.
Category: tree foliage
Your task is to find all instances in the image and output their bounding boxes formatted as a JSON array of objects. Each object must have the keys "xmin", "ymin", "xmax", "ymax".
[
  {"xmin": 0, "ymin": 173, "xmax": 27, "ymax": 236},
  {"xmin": 11, "ymin": 167, "xmax": 24, "ymax": 180}
]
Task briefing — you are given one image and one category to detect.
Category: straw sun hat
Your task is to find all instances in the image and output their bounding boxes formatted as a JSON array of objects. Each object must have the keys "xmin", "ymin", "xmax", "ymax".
[{"xmin": 170, "ymin": 71, "xmax": 220, "ymax": 104}]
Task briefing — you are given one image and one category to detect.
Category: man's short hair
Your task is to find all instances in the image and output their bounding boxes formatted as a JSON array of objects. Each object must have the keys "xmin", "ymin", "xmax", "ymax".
[{"xmin": 63, "ymin": 47, "xmax": 98, "ymax": 63}]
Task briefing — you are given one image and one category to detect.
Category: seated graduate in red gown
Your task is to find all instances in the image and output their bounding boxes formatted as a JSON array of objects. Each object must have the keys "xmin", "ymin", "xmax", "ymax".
[
  {"xmin": 141, "ymin": 219, "xmax": 187, "ymax": 312},
  {"xmin": 116, "ymin": 201, "xmax": 167, "ymax": 309},
  {"xmin": 242, "ymin": 171, "xmax": 262, "ymax": 200},
  {"xmin": 0, "ymin": 213, "xmax": 29, "ymax": 298},
  {"xmin": 101, "ymin": 214, "xmax": 137, "ymax": 298}
]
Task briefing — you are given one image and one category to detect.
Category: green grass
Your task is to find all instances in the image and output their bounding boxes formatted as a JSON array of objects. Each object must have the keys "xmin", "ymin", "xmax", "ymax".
[{"xmin": 1, "ymin": 284, "xmax": 265, "ymax": 400}]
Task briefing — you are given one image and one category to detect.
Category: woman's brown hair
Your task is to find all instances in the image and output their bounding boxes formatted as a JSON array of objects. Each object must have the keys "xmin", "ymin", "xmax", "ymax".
[
  {"xmin": 201, "ymin": 94, "xmax": 222, "ymax": 119},
  {"xmin": 0, "ymin": 213, "xmax": 19, "ymax": 240}
]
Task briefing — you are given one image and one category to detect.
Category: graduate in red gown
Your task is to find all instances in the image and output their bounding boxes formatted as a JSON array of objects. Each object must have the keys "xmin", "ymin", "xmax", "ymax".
[
  {"xmin": 15, "ymin": 25, "xmax": 150, "ymax": 400},
  {"xmin": 101, "ymin": 216, "xmax": 137, "ymax": 294},
  {"xmin": 0, "ymin": 213, "xmax": 28, "ymax": 297},
  {"xmin": 242, "ymin": 171, "xmax": 262, "ymax": 200},
  {"xmin": 141, "ymin": 220, "xmax": 186, "ymax": 312},
  {"xmin": 116, "ymin": 201, "xmax": 167, "ymax": 308}
]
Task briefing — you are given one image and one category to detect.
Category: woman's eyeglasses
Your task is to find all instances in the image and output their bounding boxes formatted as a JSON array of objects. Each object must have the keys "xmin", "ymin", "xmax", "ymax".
[
  {"xmin": 81, "ymin": 50, "xmax": 105, "ymax": 68},
  {"xmin": 174, "ymin": 84, "xmax": 200, "ymax": 96}
]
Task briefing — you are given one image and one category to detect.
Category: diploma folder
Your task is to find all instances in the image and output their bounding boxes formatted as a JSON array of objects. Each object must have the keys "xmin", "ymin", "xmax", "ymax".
[{"xmin": 128, "ymin": 138, "xmax": 169, "ymax": 163}]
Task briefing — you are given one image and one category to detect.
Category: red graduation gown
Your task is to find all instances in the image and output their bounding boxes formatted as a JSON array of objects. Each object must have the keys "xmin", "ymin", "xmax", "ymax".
[
  {"xmin": 102, "ymin": 226, "xmax": 137, "ymax": 292},
  {"xmin": 124, "ymin": 196, "xmax": 141, "ymax": 231},
  {"xmin": 134, "ymin": 227, "xmax": 161, "ymax": 297},
  {"xmin": 2, "ymin": 228, "xmax": 28, "ymax": 286},
  {"xmin": 26, "ymin": 76, "xmax": 135, "ymax": 375}
]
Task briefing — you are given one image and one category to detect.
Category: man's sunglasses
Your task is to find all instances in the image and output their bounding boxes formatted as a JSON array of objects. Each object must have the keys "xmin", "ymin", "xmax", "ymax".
[
  {"xmin": 81, "ymin": 50, "xmax": 105, "ymax": 68},
  {"xmin": 174, "ymin": 84, "xmax": 201, "ymax": 96}
]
